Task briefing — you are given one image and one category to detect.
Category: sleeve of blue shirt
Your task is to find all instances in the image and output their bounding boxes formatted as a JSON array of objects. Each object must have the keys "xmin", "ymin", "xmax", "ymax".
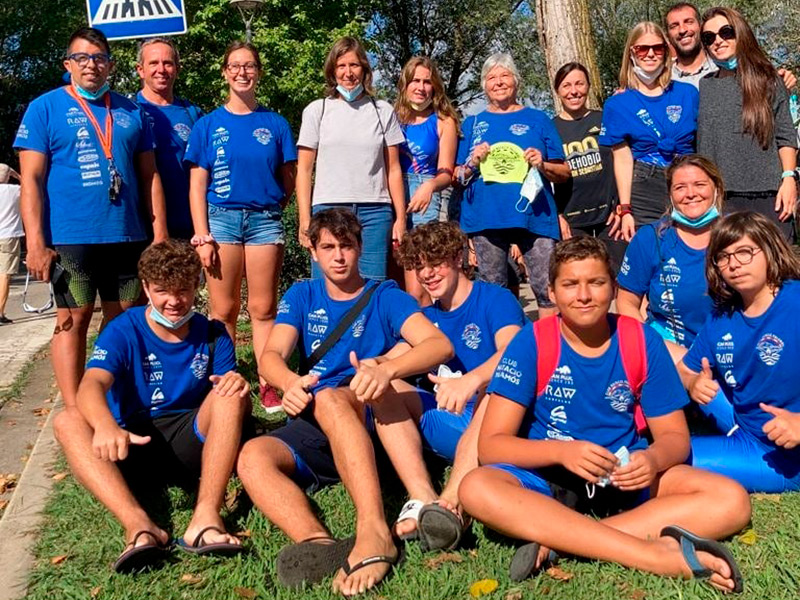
[
  {"xmin": 486, "ymin": 286, "xmax": 528, "ymax": 332},
  {"xmin": 598, "ymin": 95, "xmax": 628, "ymax": 147},
  {"xmin": 277, "ymin": 115, "xmax": 298, "ymax": 163},
  {"xmin": 209, "ymin": 320, "xmax": 236, "ymax": 375},
  {"xmin": 183, "ymin": 116, "xmax": 209, "ymax": 169},
  {"xmin": 537, "ymin": 114, "xmax": 566, "ymax": 161},
  {"xmin": 487, "ymin": 326, "xmax": 538, "ymax": 408},
  {"xmin": 14, "ymin": 98, "xmax": 49, "ymax": 153},
  {"xmin": 135, "ymin": 105, "xmax": 156, "ymax": 153},
  {"xmin": 274, "ymin": 282, "xmax": 304, "ymax": 331},
  {"xmin": 456, "ymin": 115, "xmax": 477, "ymax": 165},
  {"xmin": 85, "ymin": 318, "xmax": 130, "ymax": 379},
  {"xmin": 618, "ymin": 225, "xmax": 658, "ymax": 295},
  {"xmin": 683, "ymin": 319, "xmax": 716, "ymax": 373},
  {"xmin": 381, "ymin": 286, "xmax": 422, "ymax": 339},
  {"xmin": 639, "ymin": 326, "xmax": 689, "ymax": 418}
]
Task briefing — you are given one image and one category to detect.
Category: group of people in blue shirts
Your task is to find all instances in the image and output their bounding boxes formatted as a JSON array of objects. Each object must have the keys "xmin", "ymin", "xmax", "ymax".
[{"xmin": 8, "ymin": 1, "xmax": 800, "ymax": 596}]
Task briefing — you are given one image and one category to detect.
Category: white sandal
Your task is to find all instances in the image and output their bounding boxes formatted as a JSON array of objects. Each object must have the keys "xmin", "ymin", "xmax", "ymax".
[{"xmin": 394, "ymin": 499, "xmax": 425, "ymax": 541}]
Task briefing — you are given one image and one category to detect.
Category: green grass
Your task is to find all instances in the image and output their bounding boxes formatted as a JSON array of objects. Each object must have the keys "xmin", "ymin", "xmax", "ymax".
[
  {"xmin": 23, "ymin": 325, "xmax": 800, "ymax": 599},
  {"xmin": 0, "ymin": 348, "xmax": 42, "ymax": 409}
]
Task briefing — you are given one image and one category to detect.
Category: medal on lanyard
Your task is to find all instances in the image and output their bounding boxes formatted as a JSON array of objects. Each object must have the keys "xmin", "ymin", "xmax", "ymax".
[{"xmin": 64, "ymin": 85, "xmax": 119, "ymax": 202}]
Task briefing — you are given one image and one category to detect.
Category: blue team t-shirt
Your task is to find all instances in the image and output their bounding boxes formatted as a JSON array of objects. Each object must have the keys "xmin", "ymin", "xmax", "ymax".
[
  {"xmin": 599, "ymin": 82, "xmax": 699, "ymax": 167},
  {"xmin": 456, "ymin": 108, "xmax": 564, "ymax": 239},
  {"xmin": 86, "ymin": 307, "xmax": 236, "ymax": 427},
  {"xmin": 276, "ymin": 279, "xmax": 420, "ymax": 390},
  {"xmin": 400, "ymin": 113, "xmax": 439, "ymax": 175},
  {"xmin": 184, "ymin": 106, "xmax": 298, "ymax": 210},
  {"xmin": 618, "ymin": 223, "xmax": 711, "ymax": 347},
  {"xmin": 137, "ymin": 92, "xmax": 203, "ymax": 238},
  {"xmin": 13, "ymin": 88, "xmax": 154, "ymax": 245},
  {"xmin": 488, "ymin": 317, "xmax": 688, "ymax": 452},
  {"xmin": 684, "ymin": 280, "xmax": 800, "ymax": 446},
  {"xmin": 423, "ymin": 281, "xmax": 527, "ymax": 376}
]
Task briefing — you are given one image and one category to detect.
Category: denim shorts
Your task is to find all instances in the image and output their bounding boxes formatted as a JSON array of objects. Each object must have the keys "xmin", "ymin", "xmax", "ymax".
[
  {"xmin": 311, "ymin": 202, "xmax": 393, "ymax": 281},
  {"xmin": 208, "ymin": 204, "xmax": 285, "ymax": 245},
  {"xmin": 404, "ymin": 173, "xmax": 442, "ymax": 229}
]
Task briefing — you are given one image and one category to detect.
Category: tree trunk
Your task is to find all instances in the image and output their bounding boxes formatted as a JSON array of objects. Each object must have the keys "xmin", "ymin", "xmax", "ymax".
[{"xmin": 535, "ymin": 0, "xmax": 603, "ymax": 110}]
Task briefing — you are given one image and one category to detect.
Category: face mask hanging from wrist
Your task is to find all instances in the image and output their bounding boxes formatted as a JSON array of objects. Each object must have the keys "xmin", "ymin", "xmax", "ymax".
[{"xmin": 337, "ymin": 83, "xmax": 364, "ymax": 102}]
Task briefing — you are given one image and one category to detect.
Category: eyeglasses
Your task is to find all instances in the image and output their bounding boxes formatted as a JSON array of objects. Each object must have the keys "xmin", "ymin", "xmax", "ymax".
[
  {"xmin": 67, "ymin": 52, "xmax": 111, "ymax": 67},
  {"xmin": 225, "ymin": 62, "xmax": 259, "ymax": 73},
  {"xmin": 631, "ymin": 44, "xmax": 668, "ymax": 59},
  {"xmin": 701, "ymin": 25, "xmax": 736, "ymax": 47},
  {"xmin": 712, "ymin": 246, "xmax": 761, "ymax": 268}
]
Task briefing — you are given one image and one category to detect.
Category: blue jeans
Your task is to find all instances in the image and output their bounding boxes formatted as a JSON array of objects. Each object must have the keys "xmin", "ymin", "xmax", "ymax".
[
  {"xmin": 404, "ymin": 173, "xmax": 442, "ymax": 229},
  {"xmin": 311, "ymin": 203, "xmax": 393, "ymax": 281},
  {"xmin": 208, "ymin": 204, "xmax": 285, "ymax": 245}
]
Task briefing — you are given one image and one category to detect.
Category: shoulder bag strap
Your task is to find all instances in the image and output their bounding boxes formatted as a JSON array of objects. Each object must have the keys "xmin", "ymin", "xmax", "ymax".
[
  {"xmin": 533, "ymin": 315, "xmax": 561, "ymax": 397},
  {"xmin": 617, "ymin": 315, "xmax": 649, "ymax": 434}
]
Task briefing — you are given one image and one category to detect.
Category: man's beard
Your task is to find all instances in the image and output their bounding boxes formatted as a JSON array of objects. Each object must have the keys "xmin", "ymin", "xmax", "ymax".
[{"xmin": 673, "ymin": 37, "xmax": 702, "ymax": 61}]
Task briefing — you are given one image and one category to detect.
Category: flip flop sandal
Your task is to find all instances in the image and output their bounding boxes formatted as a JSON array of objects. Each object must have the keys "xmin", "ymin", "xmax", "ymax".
[
  {"xmin": 660, "ymin": 525, "xmax": 744, "ymax": 593},
  {"xmin": 509, "ymin": 542, "xmax": 559, "ymax": 582},
  {"xmin": 340, "ymin": 542, "xmax": 405, "ymax": 592},
  {"xmin": 176, "ymin": 525, "xmax": 244, "ymax": 556},
  {"xmin": 417, "ymin": 503, "xmax": 470, "ymax": 551},
  {"xmin": 112, "ymin": 530, "xmax": 169, "ymax": 574},
  {"xmin": 277, "ymin": 535, "xmax": 356, "ymax": 588},
  {"xmin": 395, "ymin": 499, "xmax": 425, "ymax": 541}
]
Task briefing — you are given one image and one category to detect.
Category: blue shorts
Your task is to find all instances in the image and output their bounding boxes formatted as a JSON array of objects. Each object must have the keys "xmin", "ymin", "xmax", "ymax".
[
  {"xmin": 404, "ymin": 173, "xmax": 442, "ymax": 229},
  {"xmin": 418, "ymin": 390, "xmax": 473, "ymax": 462},
  {"xmin": 692, "ymin": 391, "xmax": 800, "ymax": 492},
  {"xmin": 208, "ymin": 204, "xmax": 285, "ymax": 245}
]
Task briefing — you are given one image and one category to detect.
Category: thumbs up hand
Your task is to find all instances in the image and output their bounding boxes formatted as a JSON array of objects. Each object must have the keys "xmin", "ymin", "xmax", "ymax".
[
  {"xmin": 688, "ymin": 357, "xmax": 720, "ymax": 405},
  {"xmin": 761, "ymin": 402, "xmax": 800, "ymax": 449},
  {"xmin": 349, "ymin": 351, "xmax": 392, "ymax": 404}
]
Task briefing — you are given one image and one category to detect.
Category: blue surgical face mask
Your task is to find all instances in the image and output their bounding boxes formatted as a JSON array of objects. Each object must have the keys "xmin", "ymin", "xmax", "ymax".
[
  {"xmin": 671, "ymin": 204, "xmax": 720, "ymax": 229},
  {"xmin": 337, "ymin": 83, "xmax": 363, "ymax": 102},
  {"xmin": 73, "ymin": 81, "xmax": 109, "ymax": 100},
  {"xmin": 712, "ymin": 57, "xmax": 738, "ymax": 70},
  {"xmin": 146, "ymin": 294, "xmax": 195, "ymax": 330}
]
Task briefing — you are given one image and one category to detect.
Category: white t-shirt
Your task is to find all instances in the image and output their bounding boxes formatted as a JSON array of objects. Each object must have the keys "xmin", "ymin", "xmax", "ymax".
[
  {"xmin": 0, "ymin": 184, "xmax": 22, "ymax": 239},
  {"xmin": 297, "ymin": 96, "xmax": 405, "ymax": 205}
]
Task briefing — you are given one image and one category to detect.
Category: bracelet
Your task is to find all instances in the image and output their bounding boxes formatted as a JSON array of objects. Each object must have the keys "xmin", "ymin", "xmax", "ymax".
[
  {"xmin": 615, "ymin": 204, "xmax": 633, "ymax": 217},
  {"xmin": 190, "ymin": 234, "xmax": 215, "ymax": 247},
  {"xmin": 781, "ymin": 170, "xmax": 799, "ymax": 180}
]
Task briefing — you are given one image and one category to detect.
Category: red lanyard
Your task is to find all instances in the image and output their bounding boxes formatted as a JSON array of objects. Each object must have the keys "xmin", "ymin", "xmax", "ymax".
[{"xmin": 64, "ymin": 85, "xmax": 114, "ymax": 161}]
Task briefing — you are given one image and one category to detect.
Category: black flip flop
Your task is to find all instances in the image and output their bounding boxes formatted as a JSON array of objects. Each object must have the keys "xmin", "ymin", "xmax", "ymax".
[
  {"xmin": 112, "ymin": 530, "xmax": 168, "ymax": 574},
  {"xmin": 660, "ymin": 525, "xmax": 744, "ymax": 593},
  {"xmin": 340, "ymin": 541, "xmax": 405, "ymax": 592},
  {"xmin": 417, "ymin": 503, "xmax": 468, "ymax": 551},
  {"xmin": 277, "ymin": 535, "xmax": 356, "ymax": 588},
  {"xmin": 509, "ymin": 542, "xmax": 559, "ymax": 582},
  {"xmin": 176, "ymin": 525, "xmax": 244, "ymax": 556}
]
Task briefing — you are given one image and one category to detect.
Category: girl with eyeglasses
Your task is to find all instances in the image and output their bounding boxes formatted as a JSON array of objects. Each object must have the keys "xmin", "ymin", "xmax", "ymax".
[
  {"xmin": 678, "ymin": 211, "xmax": 800, "ymax": 492},
  {"xmin": 599, "ymin": 22, "xmax": 699, "ymax": 240},
  {"xmin": 697, "ymin": 7, "xmax": 798, "ymax": 240},
  {"xmin": 185, "ymin": 41, "xmax": 297, "ymax": 412}
]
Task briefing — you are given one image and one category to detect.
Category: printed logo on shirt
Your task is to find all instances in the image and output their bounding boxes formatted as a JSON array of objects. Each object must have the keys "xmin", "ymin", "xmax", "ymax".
[
  {"xmin": 277, "ymin": 299, "xmax": 290, "ymax": 315},
  {"xmin": 473, "ymin": 120, "xmax": 489, "ymax": 143},
  {"xmin": 91, "ymin": 347, "xmax": 108, "ymax": 361},
  {"xmin": 253, "ymin": 128, "xmax": 273, "ymax": 146},
  {"xmin": 16, "ymin": 124, "xmax": 29, "ymax": 140},
  {"xmin": 151, "ymin": 387, "xmax": 165, "ymax": 403},
  {"xmin": 191, "ymin": 352, "xmax": 210, "ymax": 379},
  {"xmin": 549, "ymin": 405, "xmax": 568, "ymax": 425},
  {"xmin": 715, "ymin": 333, "xmax": 735, "ymax": 369},
  {"xmin": 308, "ymin": 307, "xmax": 329, "ymax": 335},
  {"xmin": 213, "ymin": 170, "xmax": 231, "ymax": 180},
  {"xmin": 462, "ymin": 323, "xmax": 482, "ymax": 350},
  {"xmin": 81, "ymin": 170, "xmax": 102, "ymax": 180},
  {"xmin": 174, "ymin": 122, "xmax": 192, "ymax": 142},
  {"xmin": 544, "ymin": 364, "xmax": 576, "ymax": 401},
  {"xmin": 212, "ymin": 127, "xmax": 230, "ymax": 147},
  {"xmin": 659, "ymin": 258, "xmax": 681, "ymax": 285},
  {"xmin": 352, "ymin": 314, "xmax": 366, "ymax": 338},
  {"xmin": 605, "ymin": 380, "xmax": 634, "ymax": 413},
  {"xmin": 563, "ymin": 136, "xmax": 603, "ymax": 177},
  {"xmin": 114, "ymin": 112, "xmax": 133, "ymax": 129},
  {"xmin": 509, "ymin": 123, "xmax": 530, "ymax": 136},
  {"xmin": 588, "ymin": 125, "xmax": 601, "ymax": 134},
  {"xmin": 75, "ymin": 139, "xmax": 93, "ymax": 150},
  {"xmin": 636, "ymin": 109, "xmax": 657, "ymax": 132},
  {"xmin": 78, "ymin": 153, "xmax": 100, "ymax": 163},
  {"xmin": 546, "ymin": 428, "xmax": 574, "ymax": 441},
  {"xmin": 80, "ymin": 163, "xmax": 100, "ymax": 170},
  {"xmin": 620, "ymin": 257, "xmax": 631, "ymax": 276},
  {"xmin": 756, "ymin": 333, "xmax": 784, "ymax": 366},
  {"xmin": 666, "ymin": 105, "xmax": 683, "ymax": 123},
  {"xmin": 724, "ymin": 370, "xmax": 737, "ymax": 387},
  {"xmin": 66, "ymin": 107, "xmax": 88, "ymax": 127},
  {"xmin": 495, "ymin": 357, "xmax": 522, "ymax": 385},
  {"xmin": 76, "ymin": 127, "xmax": 90, "ymax": 140}
]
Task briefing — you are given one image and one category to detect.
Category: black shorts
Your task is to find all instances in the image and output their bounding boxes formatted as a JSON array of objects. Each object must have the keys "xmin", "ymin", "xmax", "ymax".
[
  {"xmin": 269, "ymin": 416, "xmax": 341, "ymax": 493},
  {"xmin": 53, "ymin": 242, "xmax": 146, "ymax": 308},
  {"xmin": 538, "ymin": 466, "xmax": 649, "ymax": 518}
]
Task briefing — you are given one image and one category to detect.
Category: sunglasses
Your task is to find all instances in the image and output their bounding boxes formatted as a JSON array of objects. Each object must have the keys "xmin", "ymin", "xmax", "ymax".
[
  {"xmin": 701, "ymin": 25, "xmax": 735, "ymax": 47},
  {"xmin": 631, "ymin": 44, "xmax": 668, "ymax": 59}
]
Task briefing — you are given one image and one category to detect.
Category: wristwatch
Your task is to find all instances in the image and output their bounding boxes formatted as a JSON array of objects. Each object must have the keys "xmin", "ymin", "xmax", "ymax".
[
  {"xmin": 781, "ymin": 170, "xmax": 799, "ymax": 181},
  {"xmin": 615, "ymin": 204, "xmax": 633, "ymax": 217}
]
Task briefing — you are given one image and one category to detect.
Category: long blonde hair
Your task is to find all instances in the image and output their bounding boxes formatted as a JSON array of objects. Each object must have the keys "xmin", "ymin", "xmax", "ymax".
[
  {"xmin": 394, "ymin": 56, "xmax": 460, "ymax": 125},
  {"xmin": 618, "ymin": 21, "xmax": 672, "ymax": 90}
]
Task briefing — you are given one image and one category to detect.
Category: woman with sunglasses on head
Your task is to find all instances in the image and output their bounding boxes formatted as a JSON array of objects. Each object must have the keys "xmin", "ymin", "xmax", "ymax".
[
  {"xmin": 599, "ymin": 22, "xmax": 699, "ymax": 240},
  {"xmin": 185, "ymin": 41, "xmax": 297, "ymax": 412},
  {"xmin": 617, "ymin": 155, "xmax": 723, "ymax": 364},
  {"xmin": 394, "ymin": 57, "xmax": 459, "ymax": 303},
  {"xmin": 678, "ymin": 212, "xmax": 800, "ymax": 492},
  {"xmin": 697, "ymin": 7, "xmax": 798, "ymax": 240},
  {"xmin": 296, "ymin": 36, "xmax": 406, "ymax": 282},
  {"xmin": 552, "ymin": 62, "xmax": 627, "ymax": 272}
]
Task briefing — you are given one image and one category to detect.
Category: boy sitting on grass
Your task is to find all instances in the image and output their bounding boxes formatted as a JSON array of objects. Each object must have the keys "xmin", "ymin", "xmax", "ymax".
[{"xmin": 54, "ymin": 240, "xmax": 251, "ymax": 573}]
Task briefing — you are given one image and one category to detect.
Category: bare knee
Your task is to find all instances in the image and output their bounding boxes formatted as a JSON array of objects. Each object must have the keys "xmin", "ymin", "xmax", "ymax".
[
  {"xmin": 717, "ymin": 479, "xmax": 752, "ymax": 533},
  {"xmin": 237, "ymin": 437, "xmax": 292, "ymax": 483},
  {"xmin": 459, "ymin": 467, "xmax": 493, "ymax": 515},
  {"xmin": 53, "ymin": 406, "xmax": 89, "ymax": 446},
  {"xmin": 246, "ymin": 297, "xmax": 276, "ymax": 322},
  {"xmin": 209, "ymin": 297, "xmax": 240, "ymax": 325}
]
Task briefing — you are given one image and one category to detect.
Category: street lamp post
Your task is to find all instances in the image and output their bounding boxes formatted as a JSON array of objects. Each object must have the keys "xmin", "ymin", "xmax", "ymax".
[{"xmin": 229, "ymin": 0, "xmax": 264, "ymax": 43}]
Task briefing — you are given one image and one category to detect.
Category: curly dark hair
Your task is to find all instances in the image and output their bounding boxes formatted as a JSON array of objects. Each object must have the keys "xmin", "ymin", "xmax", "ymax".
[
  {"xmin": 395, "ymin": 221, "xmax": 468, "ymax": 271},
  {"xmin": 548, "ymin": 236, "xmax": 614, "ymax": 286},
  {"xmin": 138, "ymin": 240, "xmax": 202, "ymax": 289},
  {"xmin": 307, "ymin": 208, "xmax": 362, "ymax": 249},
  {"xmin": 706, "ymin": 212, "xmax": 800, "ymax": 314}
]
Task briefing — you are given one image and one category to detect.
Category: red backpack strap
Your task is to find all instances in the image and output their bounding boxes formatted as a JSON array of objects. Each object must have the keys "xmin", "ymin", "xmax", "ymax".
[
  {"xmin": 533, "ymin": 315, "xmax": 562, "ymax": 397},
  {"xmin": 617, "ymin": 315, "xmax": 649, "ymax": 433}
]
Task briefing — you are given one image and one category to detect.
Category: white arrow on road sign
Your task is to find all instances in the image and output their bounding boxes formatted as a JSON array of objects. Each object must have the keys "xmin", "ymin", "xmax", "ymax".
[{"xmin": 92, "ymin": 0, "xmax": 182, "ymax": 24}]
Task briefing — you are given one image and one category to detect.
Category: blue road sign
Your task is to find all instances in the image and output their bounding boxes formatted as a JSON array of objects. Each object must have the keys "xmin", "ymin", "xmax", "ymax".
[{"xmin": 86, "ymin": 0, "xmax": 187, "ymax": 41}]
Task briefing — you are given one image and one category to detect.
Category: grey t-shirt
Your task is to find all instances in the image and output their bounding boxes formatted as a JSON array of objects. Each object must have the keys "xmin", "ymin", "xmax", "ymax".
[
  {"xmin": 298, "ymin": 96, "xmax": 405, "ymax": 205},
  {"xmin": 671, "ymin": 55, "xmax": 718, "ymax": 89}
]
